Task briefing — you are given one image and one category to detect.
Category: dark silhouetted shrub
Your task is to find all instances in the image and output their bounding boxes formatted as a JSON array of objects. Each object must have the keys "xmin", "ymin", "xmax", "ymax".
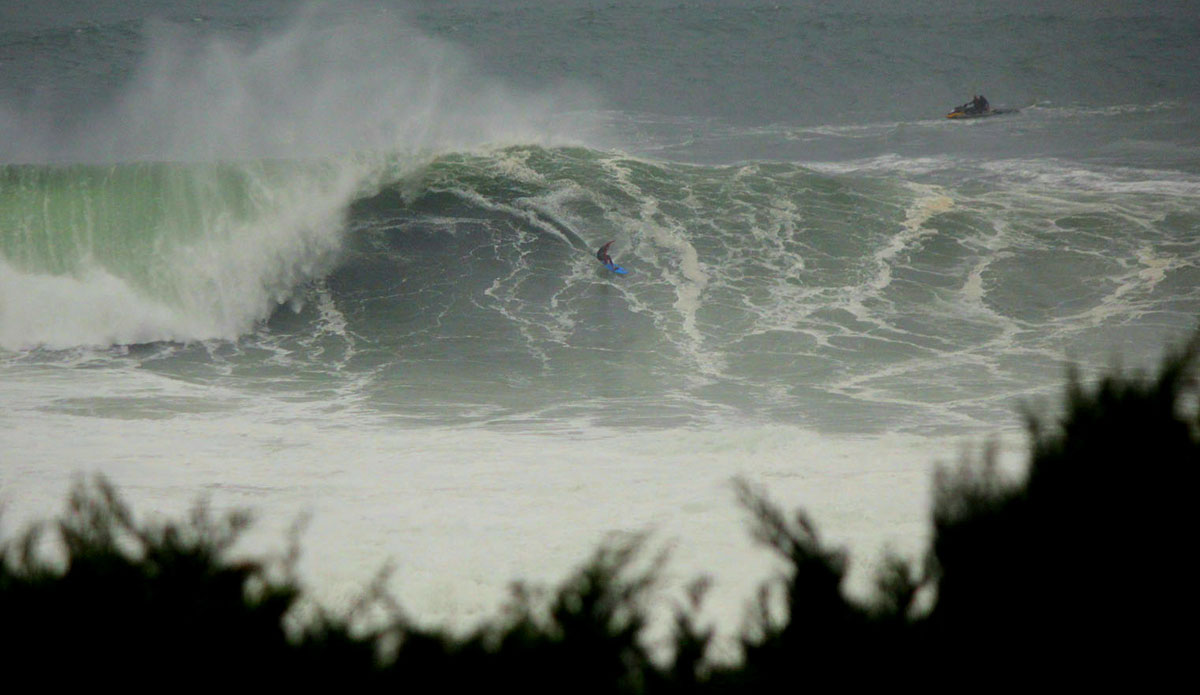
[{"xmin": 2, "ymin": 333, "xmax": 1195, "ymax": 690}]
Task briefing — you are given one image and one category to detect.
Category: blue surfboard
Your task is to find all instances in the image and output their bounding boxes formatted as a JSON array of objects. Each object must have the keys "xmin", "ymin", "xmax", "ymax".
[{"xmin": 603, "ymin": 261, "xmax": 628, "ymax": 275}]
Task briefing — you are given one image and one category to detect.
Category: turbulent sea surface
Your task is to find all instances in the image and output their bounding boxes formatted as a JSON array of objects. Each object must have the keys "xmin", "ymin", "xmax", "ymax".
[{"xmin": 3, "ymin": 0, "xmax": 1198, "ymax": 641}]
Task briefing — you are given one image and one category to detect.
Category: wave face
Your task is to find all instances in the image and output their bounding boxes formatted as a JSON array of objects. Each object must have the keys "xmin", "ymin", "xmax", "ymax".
[
  {"xmin": 8, "ymin": 143, "xmax": 1190, "ymax": 434},
  {"xmin": 313, "ymin": 146, "xmax": 1200, "ymax": 433}
]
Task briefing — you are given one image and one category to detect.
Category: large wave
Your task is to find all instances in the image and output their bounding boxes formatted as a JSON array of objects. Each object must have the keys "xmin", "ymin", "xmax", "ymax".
[
  {"xmin": 4, "ymin": 135, "xmax": 1195, "ymax": 436},
  {"xmin": 0, "ymin": 6, "xmax": 599, "ymax": 350}
]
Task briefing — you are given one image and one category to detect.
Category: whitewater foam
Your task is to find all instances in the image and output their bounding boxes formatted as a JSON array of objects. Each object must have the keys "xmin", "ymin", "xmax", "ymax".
[
  {"xmin": 0, "ymin": 258, "xmax": 187, "ymax": 351},
  {"xmin": 0, "ymin": 369, "xmax": 1016, "ymax": 650}
]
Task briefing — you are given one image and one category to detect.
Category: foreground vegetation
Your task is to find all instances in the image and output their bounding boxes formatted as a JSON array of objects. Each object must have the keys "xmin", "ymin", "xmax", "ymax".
[{"xmin": 2, "ymin": 336, "xmax": 1196, "ymax": 688}]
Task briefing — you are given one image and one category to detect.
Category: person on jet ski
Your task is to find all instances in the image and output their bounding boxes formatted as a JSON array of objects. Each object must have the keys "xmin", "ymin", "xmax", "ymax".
[{"xmin": 972, "ymin": 94, "xmax": 990, "ymax": 113}]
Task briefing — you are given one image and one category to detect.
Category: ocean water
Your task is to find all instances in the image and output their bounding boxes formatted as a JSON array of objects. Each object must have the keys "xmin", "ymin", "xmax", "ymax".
[{"xmin": 2, "ymin": 0, "xmax": 1198, "ymax": 644}]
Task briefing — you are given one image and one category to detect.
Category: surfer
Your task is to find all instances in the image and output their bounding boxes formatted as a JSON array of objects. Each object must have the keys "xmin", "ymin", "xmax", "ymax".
[
  {"xmin": 595, "ymin": 239, "xmax": 629, "ymax": 274},
  {"xmin": 596, "ymin": 240, "xmax": 615, "ymax": 266}
]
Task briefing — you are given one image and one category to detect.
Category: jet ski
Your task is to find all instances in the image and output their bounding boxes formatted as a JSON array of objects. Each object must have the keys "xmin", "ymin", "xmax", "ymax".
[
  {"xmin": 946, "ymin": 100, "xmax": 1017, "ymax": 119},
  {"xmin": 946, "ymin": 106, "xmax": 1017, "ymax": 119}
]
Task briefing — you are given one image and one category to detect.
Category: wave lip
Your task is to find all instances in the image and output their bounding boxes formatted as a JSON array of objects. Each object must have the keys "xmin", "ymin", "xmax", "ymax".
[{"xmin": 0, "ymin": 159, "xmax": 361, "ymax": 351}]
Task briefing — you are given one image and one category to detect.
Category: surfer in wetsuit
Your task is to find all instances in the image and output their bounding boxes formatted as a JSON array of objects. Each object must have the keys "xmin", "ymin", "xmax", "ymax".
[{"xmin": 596, "ymin": 240, "xmax": 614, "ymax": 266}]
